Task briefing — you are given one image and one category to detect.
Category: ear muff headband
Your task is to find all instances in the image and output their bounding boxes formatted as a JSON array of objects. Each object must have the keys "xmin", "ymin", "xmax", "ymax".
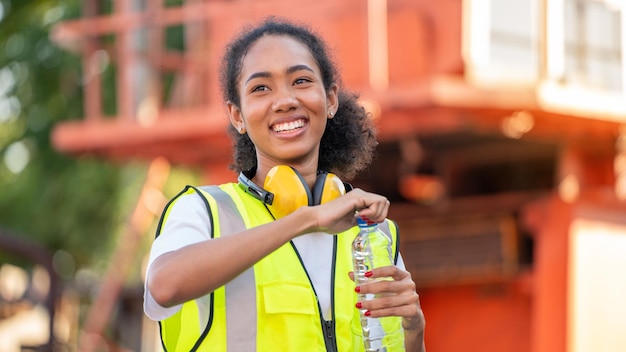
[
  {"xmin": 238, "ymin": 170, "xmax": 274, "ymax": 205},
  {"xmin": 238, "ymin": 165, "xmax": 347, "ymax": 219}
]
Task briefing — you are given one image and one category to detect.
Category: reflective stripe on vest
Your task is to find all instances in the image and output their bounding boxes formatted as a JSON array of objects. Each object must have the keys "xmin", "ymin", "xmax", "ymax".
[{"xmin": 200, "ymin": 186, "xmax": 257, "ymax": 352}]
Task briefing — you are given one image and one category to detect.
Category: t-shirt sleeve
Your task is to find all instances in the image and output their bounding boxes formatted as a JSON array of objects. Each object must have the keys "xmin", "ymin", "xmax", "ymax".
[
  {"xmin": 396, "ymin": 252, "xmax": 406, "ymax": 270},
  {"xmin": 143, "ymin": 191, "xmax": 213, "ymax": 321}
]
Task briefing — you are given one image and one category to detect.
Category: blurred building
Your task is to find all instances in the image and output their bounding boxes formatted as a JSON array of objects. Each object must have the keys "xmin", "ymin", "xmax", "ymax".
[{"xmin": 50, "ymin": 0, "xmax": 626, "ymax": 351}]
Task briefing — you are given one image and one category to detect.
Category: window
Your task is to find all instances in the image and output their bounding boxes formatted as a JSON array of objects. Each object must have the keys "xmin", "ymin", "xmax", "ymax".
[
  {"xmin": 463, "ymin": 0, "xmax": 540, "ymax": 85},
  {"xmin": 464, "ymin": 0, "xmax": 626, "ymax": 119},
  {"xmin": 541, "ymin": 0, "xmax": 626, "ymax": 119},
  {"xmin": 561, "ymin": 0, "xmax": 622, "ymax": 91}
]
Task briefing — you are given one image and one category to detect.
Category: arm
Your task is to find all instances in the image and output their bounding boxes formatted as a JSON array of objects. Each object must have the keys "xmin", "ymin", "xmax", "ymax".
[
  {"xmin": 147, "ymin": 188, "xmax": 389, "ymax": 308},
  {"xmin": 403, "ymin": 306, "xmax": 426, "ymax": 352}
]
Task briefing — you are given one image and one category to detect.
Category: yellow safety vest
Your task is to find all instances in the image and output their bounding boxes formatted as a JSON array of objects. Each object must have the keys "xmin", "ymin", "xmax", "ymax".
[{"xmin": 156, "ymin": 183, "xmax": 401, "ymax": 352}]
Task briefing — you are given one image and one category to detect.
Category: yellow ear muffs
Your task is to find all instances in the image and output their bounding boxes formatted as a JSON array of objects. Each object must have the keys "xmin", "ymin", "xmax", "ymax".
[
  {"xmin": 239, "ymin": 165, "xmax": 348, "ymax": 219},
  {"xmin": 263, "ymin": 165, "xmax": 312, "ymax": 219},
  {"xmin": 312, "ymin": 171, "xmax": 346, "ymax": 206}
]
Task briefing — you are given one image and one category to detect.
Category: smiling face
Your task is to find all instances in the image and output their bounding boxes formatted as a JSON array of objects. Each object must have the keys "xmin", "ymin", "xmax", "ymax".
[{"xmin": 227, "ymin": 34, "xmax": 338, "ymax": 180}]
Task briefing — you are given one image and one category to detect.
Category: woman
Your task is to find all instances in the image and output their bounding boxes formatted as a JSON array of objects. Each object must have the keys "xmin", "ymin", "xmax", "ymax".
[{"xmin": 144, "ymin": 17, "xmax": 425, "ymax": 351}]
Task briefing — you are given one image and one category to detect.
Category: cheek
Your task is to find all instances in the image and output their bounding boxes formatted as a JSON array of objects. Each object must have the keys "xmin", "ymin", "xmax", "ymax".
[
  {"xmin": 239, "ymin": 110, "xmax": 266, "ymax": 144},
  {"xmin": 238, "ymin": 109, "xmax": 262, "ymax": 131},
  {"xmin": 301, "ymin": 91, "xmax": 328, "ymax": 114}
]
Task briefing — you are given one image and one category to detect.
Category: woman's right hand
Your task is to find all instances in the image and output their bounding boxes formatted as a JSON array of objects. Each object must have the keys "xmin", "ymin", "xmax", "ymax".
[{"xmin": 306, "ymin": 188, "xmax": 390, "ymax": 235}]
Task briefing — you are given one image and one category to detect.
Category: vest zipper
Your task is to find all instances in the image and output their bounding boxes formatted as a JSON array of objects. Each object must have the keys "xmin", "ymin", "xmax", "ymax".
[
  {"xmin": 322, "ymin": 319, "xmax": 338, "ymax": 352},
  {"xmin": 290, "ymin": 238, "xmax": 340, "ymax": 352}
]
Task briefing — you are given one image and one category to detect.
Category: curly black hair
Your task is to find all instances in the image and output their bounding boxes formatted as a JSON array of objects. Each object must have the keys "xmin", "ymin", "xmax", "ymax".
[{"xmin": 219, "ymin": 17, "xmax": 377, "ymax": 180}]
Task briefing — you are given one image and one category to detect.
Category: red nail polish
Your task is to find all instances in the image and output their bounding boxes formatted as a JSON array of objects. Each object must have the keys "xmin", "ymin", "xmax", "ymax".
[
  {"xmin": 364, "ymin": 310, "xmax": 371, "ymax": 317},
  {"xmin": 355, "ymin": 286, "xmax": 361, "ymax": 293},
  {"xmin": 356, "ymin": 302, "xmax": 362, "ymax": 309},
  {"xmin": 365, "ymin": 271, "xmax": 373, "ymax": 277}
]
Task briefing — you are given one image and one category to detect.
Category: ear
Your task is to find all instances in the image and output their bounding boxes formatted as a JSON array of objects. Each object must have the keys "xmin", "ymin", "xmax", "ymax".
[
  {"xmin": 326, "ymin": 84, "xmax": 339, "ymax": 119},
  {"xmin": 227, "ymin": 101, "xmax": 246, "ymax": 133}
]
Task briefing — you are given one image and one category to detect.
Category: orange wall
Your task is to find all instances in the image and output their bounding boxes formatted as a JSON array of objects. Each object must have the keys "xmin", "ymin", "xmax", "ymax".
[{"xmin": 420, "ymin": 281, "xmax": 531, "ymax": 352}]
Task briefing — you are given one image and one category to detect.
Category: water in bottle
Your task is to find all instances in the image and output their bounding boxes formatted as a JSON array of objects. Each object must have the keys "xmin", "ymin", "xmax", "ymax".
[{"xmin": 352, "ymin": 216, "xmax": 404, "ymax": 352}]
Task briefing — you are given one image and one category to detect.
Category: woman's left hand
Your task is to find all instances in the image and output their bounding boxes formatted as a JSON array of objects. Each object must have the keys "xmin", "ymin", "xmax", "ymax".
[{"xmin": 349, "ymin": 265, "xmax": 425, "ymax": 332}]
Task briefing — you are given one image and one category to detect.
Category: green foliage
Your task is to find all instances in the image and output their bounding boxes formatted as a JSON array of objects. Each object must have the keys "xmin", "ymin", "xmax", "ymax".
[{"xmin": 0, "ymin": 0, "xmax": 129, "ymax": 272}]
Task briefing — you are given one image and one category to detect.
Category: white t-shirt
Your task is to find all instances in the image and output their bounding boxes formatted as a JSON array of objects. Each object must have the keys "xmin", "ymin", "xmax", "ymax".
[{"xmin": 143, "ymin": 191, "xmax": 405, "ymax": 321}]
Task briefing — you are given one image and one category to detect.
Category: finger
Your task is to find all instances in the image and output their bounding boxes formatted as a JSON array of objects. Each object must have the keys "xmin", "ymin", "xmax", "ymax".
[
  {"xmin": 356, "ymin": 278, "xmax": 409, "ymax": 296},
  {"xmin": 355, "ymin": 269, "xmax": 415, "ymax": 298},
  {"xmin": 358, "ymin": 288, "xmax": 419, "ymax": 309},
  {"xmin": 368, "ymin": 265, "xmax": 409, "ymax": 281},
  {"xmin": 357, "ymin": 295, "xmax": 420, "ymax": 328},
  {"xmin": 358, "ymin": 199, "xmax": 389, "ymax": 222},
  {"xmin": 364, "ymin": 303, "xmax": 421, "ymax": 320},
  {"xmin": 350, "ymin": 191, "xmax": 389, "ymax": 222},
  {"xmin": 357, "ymin": 291, "xmax": 422, "ymax": 318}
]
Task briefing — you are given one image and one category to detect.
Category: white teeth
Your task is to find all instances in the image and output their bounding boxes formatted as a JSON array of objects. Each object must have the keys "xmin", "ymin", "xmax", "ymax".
[{"xmin": 273, "ymin": 119, "xmax": 304, "ymax": 132}]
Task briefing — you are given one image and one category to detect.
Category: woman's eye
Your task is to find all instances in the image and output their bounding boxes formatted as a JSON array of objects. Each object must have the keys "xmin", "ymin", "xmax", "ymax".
[
  {"xmin": 294, "ymin": 78, "xmax": 312, "ymax": 85},
  {"xmin": 251, "ymin": 85, "xmax": 269, "ymax": 92}
]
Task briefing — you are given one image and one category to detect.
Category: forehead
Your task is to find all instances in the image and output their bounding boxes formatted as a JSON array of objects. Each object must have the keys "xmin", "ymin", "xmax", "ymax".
[{"xmin": 240, "ymin": 35, "xmax": 319, "ymax": 77}]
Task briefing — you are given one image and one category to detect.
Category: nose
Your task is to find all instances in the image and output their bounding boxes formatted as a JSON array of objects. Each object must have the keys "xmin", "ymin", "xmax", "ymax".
[{"xmin": 272, "ymin": 85, "xmax": 298, "ymax": 113}]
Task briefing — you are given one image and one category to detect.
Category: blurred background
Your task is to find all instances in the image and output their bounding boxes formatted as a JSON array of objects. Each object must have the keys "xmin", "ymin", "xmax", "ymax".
[{"xmin": 1, "ymin": 0, "xmax": 625, "ymax": 351}]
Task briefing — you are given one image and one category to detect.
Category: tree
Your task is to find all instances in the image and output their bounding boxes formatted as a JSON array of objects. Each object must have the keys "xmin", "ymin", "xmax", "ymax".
[{"xmin": 0, "ymin": 0, "xmax": 127, "ymax": 274}]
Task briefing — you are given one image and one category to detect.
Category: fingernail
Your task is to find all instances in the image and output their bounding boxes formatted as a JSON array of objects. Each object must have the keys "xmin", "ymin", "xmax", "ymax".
[
  {"xmin": 364, "ymin": 310, "xmax": 371, "ymax": 317},
  {"xmin": 355, "ymin": 286, "xmax": 361, "ymax": 293},
  {"xmin": 356, "ymin": 302, "xmax": 362, "ymax": 309},
  {"xmin": 365, "ymin": 271, "xmax": 373, "ymax": 277}
]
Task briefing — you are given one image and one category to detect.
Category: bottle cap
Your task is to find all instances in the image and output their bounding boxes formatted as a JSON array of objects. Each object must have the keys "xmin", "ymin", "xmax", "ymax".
[{"xmin": 357, "ymin": 216, "xmax": 376, "ymax": 227}]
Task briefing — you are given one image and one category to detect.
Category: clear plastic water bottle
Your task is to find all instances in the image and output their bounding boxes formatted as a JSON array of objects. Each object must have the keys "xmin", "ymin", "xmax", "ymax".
[{"xmin": 352, "ymin": 216, "xmax": 405, "ymax": 352}]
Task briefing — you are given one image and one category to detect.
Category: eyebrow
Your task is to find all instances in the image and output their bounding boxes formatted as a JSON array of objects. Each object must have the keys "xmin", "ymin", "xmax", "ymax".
[{"xmin": 244, "ymin": 64, "xmax": 315, "ymax": 84}]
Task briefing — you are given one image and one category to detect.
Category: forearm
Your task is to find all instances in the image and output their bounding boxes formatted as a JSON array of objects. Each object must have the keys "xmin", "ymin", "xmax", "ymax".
[
  {"xmin": 404, "ymin": 327, "xmax": 425, "ymax": 352},
  {"xmin": 401, "ymin": 286, "xmax": 426, "ymax": 352},
  {"xmin": 148, "ymin": 206, "xmax": 316, "ymax": 307}
]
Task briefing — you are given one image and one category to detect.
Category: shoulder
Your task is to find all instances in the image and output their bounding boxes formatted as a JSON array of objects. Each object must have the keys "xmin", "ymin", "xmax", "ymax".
[
  {"xmin": 159, "ymin": 186, "xmax": 213, "ymax": 224},
  {"xmin": 162, "ymin": 183, "xmax": 240, "ymax": 216},
  {"xmin": 147, "ymin": 186, "xmax": 219, "ymax": 266}
]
